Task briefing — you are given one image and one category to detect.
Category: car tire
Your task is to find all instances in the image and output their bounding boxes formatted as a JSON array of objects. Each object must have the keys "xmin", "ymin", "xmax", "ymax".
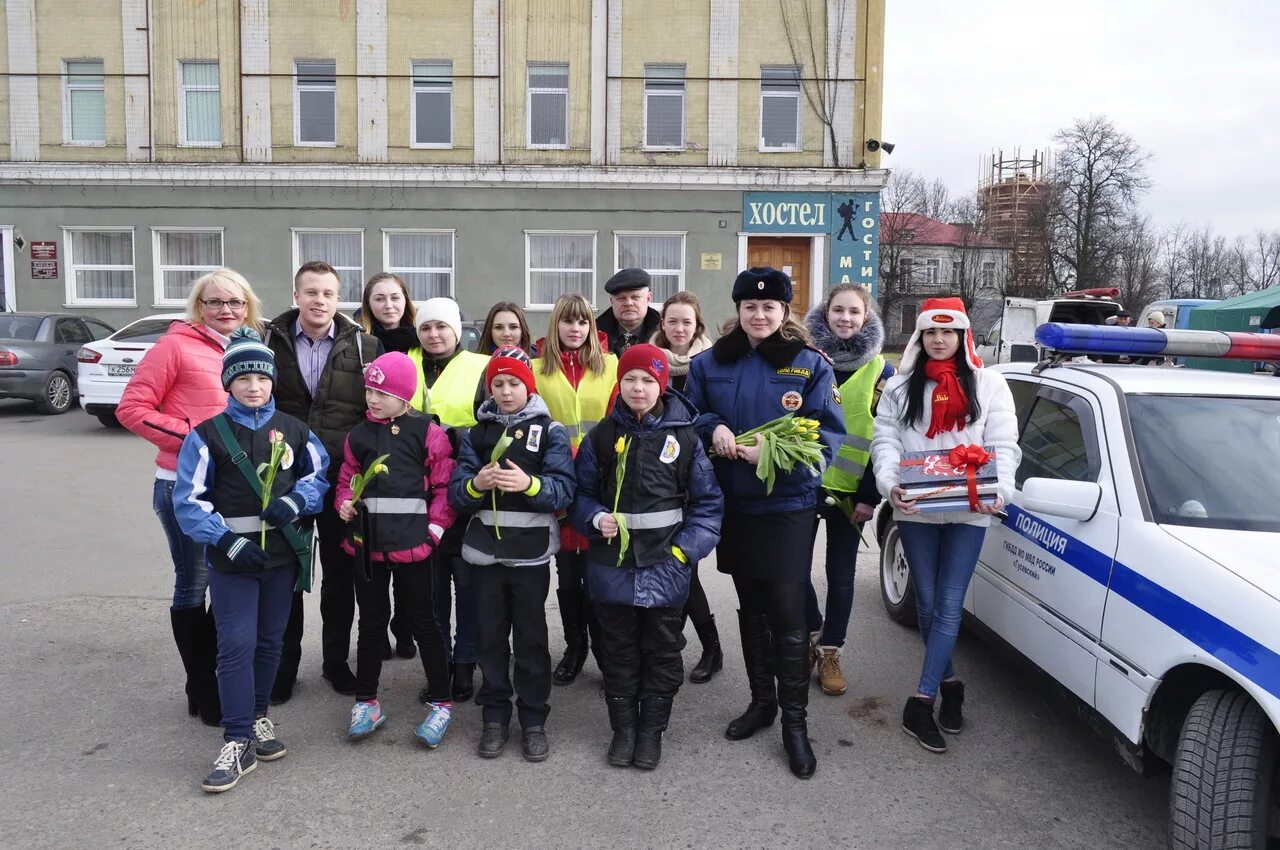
[
  {"xmin": 36, "ymin": 370, "xmax": 74, "ymax": 415},
  {"xmin": 96, "ymin": 413, "xmax": 121, "ymax": 428},
  {"xmin": 879, "ymin": 517, "xmax": 917, "ymax": 627},
  {"xmin": 1168, "ymin": 689, "xmax": 1277, "ymax": 849}
]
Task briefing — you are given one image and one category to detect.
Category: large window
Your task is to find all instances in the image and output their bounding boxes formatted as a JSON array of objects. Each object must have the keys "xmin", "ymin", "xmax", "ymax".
[
  {"xmin": 528, "ymin": 63, "xmax": 569, "ymax": 149},
  {"xmin": 982, "ymin": 260, "xmax": 998, "ymax": 289},
  {"xmin": 293, "ymin": 229, "xmax": 363, "ymax": 304},
  {"xmin": 916, "ymin": 258, "xmax": 941, "ymax": 285},
  {"xmin": 179, "ymin": 60, "xmax": 221, "ymax": 146},
  {"xmin": 644, "ymin": 64, "xmax": 685, "ymax": 150},
  {"xmin": 526, "ymin": 231, "xmax": 595, "ymax": 308},
  {"xmin": 411, "ymin": 61, "xmax": 452, "ymax": 148},
  {"xmin": 759, "ymin": 66, "xmax": 801, "ymax": 151},
  {"xmin": 63, "ymin": 60, "xmax": 106, "ymax": 145},
  {"xmin": 64, "ymin": 228, "xmax": 135, "ymax": 305},
  {"xmin": 295, "ymin": 60, "xmax": 337, "ymax": 145},
  {"xmin": 384, "ymin": 230, "xmax": 454, "ymax": 300},
  {"xmin": 615, "ymin": 233, "xmax": 684, "ymax": 302},
  {"xmin": 153, "ymin": 229, "xmax": 224, "ymax": 305},
  {"xmin": 898, "ymin": 303, "xmax": 916, "ymax": 335}
]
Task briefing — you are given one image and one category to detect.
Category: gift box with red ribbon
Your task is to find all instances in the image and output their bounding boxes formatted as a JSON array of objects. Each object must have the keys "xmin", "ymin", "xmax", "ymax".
[{"xmin": 899, "ymin": 444, "xmax": 997, "ymax": 512}]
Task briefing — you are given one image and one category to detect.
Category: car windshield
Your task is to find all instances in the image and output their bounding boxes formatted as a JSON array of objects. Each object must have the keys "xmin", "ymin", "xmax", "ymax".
[
  {"xmin": 0, "ymin": 316, "xmax": 42, "ymax": 340},
  {"xmin": 113, "ymin": 319, "xmax": 177, "ymax": 343},
  {"xmin": 1128, "ymin": 394, "xmax": 1280, "ymax": 532}
]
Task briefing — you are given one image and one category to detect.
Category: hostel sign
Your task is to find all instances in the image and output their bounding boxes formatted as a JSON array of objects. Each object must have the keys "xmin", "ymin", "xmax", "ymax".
[{"xmin": 743, "ymin": 192, "xmax": 881, "ymax": 296}]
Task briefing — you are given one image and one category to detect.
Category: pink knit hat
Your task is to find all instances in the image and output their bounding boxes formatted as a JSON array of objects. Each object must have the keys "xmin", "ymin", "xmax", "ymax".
[{"xmin": 364, "ymin": 352, "xmax": 418, "ymax": 404}]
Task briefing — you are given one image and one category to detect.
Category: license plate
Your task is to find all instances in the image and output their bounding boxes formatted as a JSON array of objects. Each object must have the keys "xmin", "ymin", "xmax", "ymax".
[{"xmin": 108, "ymin": 365, "xmax": 136, "ymax": 376}]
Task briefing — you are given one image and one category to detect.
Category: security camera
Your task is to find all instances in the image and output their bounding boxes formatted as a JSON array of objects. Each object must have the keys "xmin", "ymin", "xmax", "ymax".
[{"xmin": 866, "ymin": 139, "xmax": 895, "ymax": 155}]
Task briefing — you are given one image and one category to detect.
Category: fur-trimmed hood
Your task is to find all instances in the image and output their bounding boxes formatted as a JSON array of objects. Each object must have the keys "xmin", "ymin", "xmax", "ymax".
[{"xmin": 805, "ymin": 302, "xmax": 885, "ymax": 373}]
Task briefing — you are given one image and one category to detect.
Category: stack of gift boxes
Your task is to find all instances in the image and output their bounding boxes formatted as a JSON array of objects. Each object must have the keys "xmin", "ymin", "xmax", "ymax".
[{"xmin": 898, "ymin": 448, "xmax": 998, "ymax": 513}]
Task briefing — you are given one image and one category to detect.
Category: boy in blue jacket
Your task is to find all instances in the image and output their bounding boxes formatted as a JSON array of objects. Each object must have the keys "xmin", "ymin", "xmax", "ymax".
[
  {"xmin": 174, "ymin": 328, "xmax": 329, "ymax": 793},
  {"xmin": 571, "ymin": 344, "xmax": 723, "ymax": 770}
]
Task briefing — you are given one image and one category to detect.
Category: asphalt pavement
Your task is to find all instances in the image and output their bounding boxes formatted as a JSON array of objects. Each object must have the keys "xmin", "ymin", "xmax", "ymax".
[{"xmin": 0, "ymin": 399, "xmax": 1168, "ymax": 848}]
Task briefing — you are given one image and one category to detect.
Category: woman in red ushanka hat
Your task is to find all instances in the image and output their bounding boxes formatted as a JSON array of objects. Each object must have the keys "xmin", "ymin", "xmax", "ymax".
[{"xmin": 869, "ymin": 297, "xmax": 1021, "ymax": 755}]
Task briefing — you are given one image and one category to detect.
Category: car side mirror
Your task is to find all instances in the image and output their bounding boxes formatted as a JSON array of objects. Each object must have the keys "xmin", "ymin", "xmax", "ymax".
[{"xmin": 1021, "ymin": 477, "xmax": 1101, "ymax": 522}]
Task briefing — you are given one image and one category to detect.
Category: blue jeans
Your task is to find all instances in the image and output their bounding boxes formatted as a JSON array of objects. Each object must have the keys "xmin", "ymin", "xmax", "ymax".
[
  {"xmin": 805, "ymin": 501, "xmax": 862, "ymax": 647},
  {"xmin": 153, "ymin": 477, "xmax": 208, "ymax": 610},
  {"xmin": 209, "ymin": 564, "xmax": 296, "ymax": 740},
  {"xmin": 896, "ymin": 521, "xmax": 987, "ymax": 698}
]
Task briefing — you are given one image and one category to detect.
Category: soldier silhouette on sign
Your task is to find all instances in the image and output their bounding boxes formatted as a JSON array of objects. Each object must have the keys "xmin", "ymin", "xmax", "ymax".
[{"xmin": 835, "ymin": 198, "xmax": 855, "ymax": 241}]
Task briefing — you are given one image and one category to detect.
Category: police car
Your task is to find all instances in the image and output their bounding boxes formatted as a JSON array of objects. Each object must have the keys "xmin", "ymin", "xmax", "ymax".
[{"xmin": 876, "ymin": 323, "xmax": 1280, "ymax": 848}]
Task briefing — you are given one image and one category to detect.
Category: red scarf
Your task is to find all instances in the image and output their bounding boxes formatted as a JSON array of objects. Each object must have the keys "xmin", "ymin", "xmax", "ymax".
[{"xmin": 924, "ymin": 358, "xmax": 969, "ymax": 438}]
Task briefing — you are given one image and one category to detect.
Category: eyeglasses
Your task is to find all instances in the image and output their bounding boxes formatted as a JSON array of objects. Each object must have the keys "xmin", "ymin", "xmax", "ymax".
[{"xmin": 202, "ymin": 298, "xmax": 247, "ymax": 311}]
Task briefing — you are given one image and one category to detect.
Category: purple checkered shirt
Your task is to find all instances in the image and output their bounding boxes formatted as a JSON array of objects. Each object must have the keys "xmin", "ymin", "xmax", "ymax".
[{"xmin": 294, "ymin": 318, "xmax": 336, "ymax": 397}]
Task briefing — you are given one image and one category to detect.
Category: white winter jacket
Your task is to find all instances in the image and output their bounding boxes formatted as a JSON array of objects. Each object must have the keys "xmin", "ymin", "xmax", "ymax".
[{"xmin": 871, "ymin": 367, "xmax": 1021, "ymax": 527}]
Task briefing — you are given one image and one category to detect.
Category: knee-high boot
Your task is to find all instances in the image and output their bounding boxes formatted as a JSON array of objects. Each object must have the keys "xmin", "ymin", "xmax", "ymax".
[
  {"xmin": 688, "ymin": 615, "xmax": 723, "ymax": 684},
  {"xmin": 170, "ymin": 606, "xmax": 221, "ymax": 727},
  {"xmin": 775, "ymin": 629, "xmax": 817, "ymax": 779},
  {"xmin": 725, "ymin": 610, "xmax": 777, "ymax": 740},
  {"xmin": 553, "ymin": 589, "xmax": 588, "ymax": 685}
]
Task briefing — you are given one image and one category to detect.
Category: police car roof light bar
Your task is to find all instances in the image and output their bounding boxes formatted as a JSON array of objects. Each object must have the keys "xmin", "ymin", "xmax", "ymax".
[{"xmin": 1034, "ymin": 323, "xmax": 1280, "ymax": 361}]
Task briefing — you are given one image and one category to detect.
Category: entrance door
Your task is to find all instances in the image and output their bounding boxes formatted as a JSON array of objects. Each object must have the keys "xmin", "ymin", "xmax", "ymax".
[{"xmin": 748, "ymin": 236, "xmax": 811, "ymax": 317}]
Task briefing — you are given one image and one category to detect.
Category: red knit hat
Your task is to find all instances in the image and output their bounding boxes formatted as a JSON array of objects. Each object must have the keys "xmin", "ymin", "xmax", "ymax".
[
  {"xmin": 485, "ymin": 346, "xmax": 537, "ymax": 395},
  {"xmin": 617, "ymin": 343, "xmax": 669, "ymax": 393},
  {"xmin": 365, "ymin": 352, "xmax": 418, "ymax": 404}
]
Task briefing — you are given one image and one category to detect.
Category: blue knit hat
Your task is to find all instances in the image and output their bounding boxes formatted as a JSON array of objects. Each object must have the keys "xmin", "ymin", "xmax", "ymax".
[{"xmin": 222, "ymin": 327, "xmax": 276, "ymax": 389}]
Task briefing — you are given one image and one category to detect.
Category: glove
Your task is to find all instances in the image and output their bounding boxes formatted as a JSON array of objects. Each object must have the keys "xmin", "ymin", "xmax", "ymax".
[
  {"xmin": 260, "ymin": 495, "xmax": 301, "ymax": 527},
  {"xmin": 217, "ymin": 531, "xmax": 270, "ymax": 569}
]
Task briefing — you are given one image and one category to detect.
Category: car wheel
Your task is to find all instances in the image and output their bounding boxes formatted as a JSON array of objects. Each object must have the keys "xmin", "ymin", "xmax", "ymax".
[
  {"xmin": 96, "ymin": 413, "xmax": 121, "ymax": 428},
  {"xmin": 1168, "ymin": 689, "xmax": 1277, "ymax": 848},
  {"xmin": 879, "ymin": 517, "xmax": 917, "ymax": 627},
  {"xmin": 36, "ymin": 371, "xmax": 74, "ymax": 415}
]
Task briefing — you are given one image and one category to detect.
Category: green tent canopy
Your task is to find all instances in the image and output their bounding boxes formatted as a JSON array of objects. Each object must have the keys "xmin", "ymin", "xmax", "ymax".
[{"xmin": 1185, "ymin": 286, "xmax": 1280, "ymax": 372}]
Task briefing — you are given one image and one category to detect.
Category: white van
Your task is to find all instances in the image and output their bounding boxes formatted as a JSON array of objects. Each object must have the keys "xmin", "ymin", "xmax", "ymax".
[{"xmin": 976, "ymin": 290, "xmax": 1123, "ymax": 364}]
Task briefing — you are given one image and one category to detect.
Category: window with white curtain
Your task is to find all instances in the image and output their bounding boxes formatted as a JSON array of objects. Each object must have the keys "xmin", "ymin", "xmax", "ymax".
[
  {"xmin": 760, "ymin": 66, "xmax": 801, "ymax": 151},
  {"xmin": 526, "ymin": 231, "xmax": 595, "ymax": 308},
  {"xmin": 65, "ymin": 228, "xmax": 135, "ymax": 304},
  {"xmin": 294, "ymin": 230, "xmax": 363, "ymax": 304},
  {"xmin": 615, "ymin": 233, "xmax": 685, "ymax": 302},
  {"xmin": 411, "ymin": 61, "xmax": 452, "ymax": 148},
  {"xmin": 295, "ymin": 60, "xmax": 337, "ymax": 145},
  {"xmin": 528, "ymin": 63, "xmax": 569, "ymax": 148},
  {"xmin": 982, "ymin": 260, "xmax": 998, "ymax": 289},
  {"xmin": 644, "ymin": 65, "xmax": 685, "ymax": 150},
  {"xmin": 384, "ymin": 231, "xmax": 454, "ymax": 299},
  {"xmin": 179, "ymin": 61, "xmax": 221, "ymax": 146},
  {"xmin": 64, "ymin": 60, "xmax": 106, "ymax": 145},
  {"xmin": 153, "ymin": 229, "xmax": 223, "ymax": 304}
]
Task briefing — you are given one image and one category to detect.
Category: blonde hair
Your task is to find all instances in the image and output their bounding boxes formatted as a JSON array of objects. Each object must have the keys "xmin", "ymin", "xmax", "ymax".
[
  {"xmin": 721, "ymin": 302, "xmax": 814, "ymax": 345},
  {"xmin": 186, "ymin": 268, "xmax": 263, "ymax": 333},
  {"xmin": 540, "ymin": 293, "xmax": 606, "ymax": 375},
  {"xmin": 359, "ymin": 272, "xmax": 417, "ymax": 334},
  {"xmin": 653, "ymin": 291, "xmax": 707, "ymax": 350}
]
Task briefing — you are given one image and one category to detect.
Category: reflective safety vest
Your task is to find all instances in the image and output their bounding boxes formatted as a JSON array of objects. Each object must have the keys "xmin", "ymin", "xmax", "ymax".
[
  {"xmin": 531, "ymin": 354, "xmax": 618, "ymax": 448},
  {"xmin": 345, "ymin": 414, "xmax": 432, "ymax": 553},
  {"xmin": 822, "ymin": 354, "xmax": 883, "ymax": 494},
  {"xmin": 460, "ymin": 417, "xmax": 561, "ymax": 566},
  {"xmin": 407, "ymin": 349, "xmax": 489, "ymax": 428}
]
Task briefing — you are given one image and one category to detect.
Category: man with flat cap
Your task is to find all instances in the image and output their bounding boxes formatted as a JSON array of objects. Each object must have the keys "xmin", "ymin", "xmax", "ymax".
[{"xmin": 598, "ymin": 268, "xmax": 662, "ymax": 355}]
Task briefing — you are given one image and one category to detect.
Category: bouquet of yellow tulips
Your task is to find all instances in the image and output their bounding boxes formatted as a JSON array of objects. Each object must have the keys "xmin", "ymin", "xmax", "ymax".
[{"xmin": 730, "ymin": 414, "xmax": 824, "ymax": 495}]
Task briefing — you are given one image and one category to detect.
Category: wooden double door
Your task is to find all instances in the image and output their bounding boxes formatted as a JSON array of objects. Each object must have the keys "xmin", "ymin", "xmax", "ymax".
[{"xmin": 747, "ymin": 236, "xmax": 812, "ymax": 318}]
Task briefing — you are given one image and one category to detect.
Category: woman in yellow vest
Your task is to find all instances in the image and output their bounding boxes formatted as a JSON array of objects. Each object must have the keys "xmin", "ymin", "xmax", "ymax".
[
  {"xmin": 407, "ymin": 296, "xmax": 490, "ymax": 701},
  {"xmin": 803, "ymin": 284, "xmax": 894, "ymax": 697},
  {"xmin": 532, "ymin": 293, "xmax": 618, "ymax": 686}
]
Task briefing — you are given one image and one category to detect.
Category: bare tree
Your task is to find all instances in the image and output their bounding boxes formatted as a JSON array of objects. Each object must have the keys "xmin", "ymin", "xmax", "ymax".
[
  {"xmin": 943, "ymin": 194, "xmax": 992, "ymax": 311},
  {"xmin": 876, "ymin": 170, "xmax": 952, "ymax": 320},
  {"xmin": 779, "ymin": 0, "xmax": 852, "ymax": 166},
  {"xmin": 1114, "ymin": 214, "xmax": 1163, "ymax": 310},
  {"xmin": 1158, "ymin": 222, "xmax": 1188, "ymax": 299},
  {"xmin": 1249, "ymin": 230, "xmax": 1280, "ymax": 292},
  {"xmin": 1179, "ymin": 227, "xmax": 1233, "ymax": 300}
]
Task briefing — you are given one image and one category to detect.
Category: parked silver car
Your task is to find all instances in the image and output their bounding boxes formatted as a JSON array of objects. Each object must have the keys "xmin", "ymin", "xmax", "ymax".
[{"xmin": 0, "ymin": 312, "xmax": 116, "ymax": 414}]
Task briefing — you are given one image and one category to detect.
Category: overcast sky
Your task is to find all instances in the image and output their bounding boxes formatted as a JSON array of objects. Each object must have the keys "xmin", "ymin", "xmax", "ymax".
[{"xmin": 882, "ymin": 1, "xmax": 1280, "ymax": 239}]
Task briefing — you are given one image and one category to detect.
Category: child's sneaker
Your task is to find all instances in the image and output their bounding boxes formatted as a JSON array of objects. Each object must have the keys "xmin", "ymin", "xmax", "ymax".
[
  {"xmin": 252, "ymin": 716, "xmax": 287, "ymax": 761},
  {"xmin": 348, "ymin": 700, "xmax": 386, "ymax": 740},
  {"xmin": 200, "ymin": 738, "xmax": 256, "ymax": 793},
  {"xmin": 415, "ymin": 701, "xmax": 454, "ymax": 748}
]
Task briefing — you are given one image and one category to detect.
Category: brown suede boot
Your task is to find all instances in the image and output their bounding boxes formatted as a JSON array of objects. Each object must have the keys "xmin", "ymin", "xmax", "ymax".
[{"xmin": 816, "ymin": 646, "xmax": 847, "ymax": 696}]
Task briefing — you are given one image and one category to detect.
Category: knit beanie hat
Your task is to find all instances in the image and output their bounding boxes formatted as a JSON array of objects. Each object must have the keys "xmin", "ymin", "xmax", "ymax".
[
  {"xmin": 732, "ymin": 267, "xmax": 793, "ymax": 303},
  {"xmin": 485, "ymin": 346, "xmax": 537, "ymax": 395},
  {"xmin": 416, "ymin": 297, "xmax": 463, "ymax": 344},
  {"xmin": 617, "ymin": 343, "xmax": 670, "ymax": 393},
  {"xmin": 364, "ymin": 351, "xmax": 418, "ymax": 404},
  {"xmin": 221, "ymin": 327, "xmax": 276, "ymax": 390},
  {"xmin": 898, "ymin": 297, "xmax": 984, "ymax": 373}
]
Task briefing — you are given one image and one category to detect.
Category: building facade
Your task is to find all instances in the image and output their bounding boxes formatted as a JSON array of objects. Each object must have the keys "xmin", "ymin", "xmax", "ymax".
[{"xmin": 0, "ymin": 0, "xmax": 886, "ymax": 330}]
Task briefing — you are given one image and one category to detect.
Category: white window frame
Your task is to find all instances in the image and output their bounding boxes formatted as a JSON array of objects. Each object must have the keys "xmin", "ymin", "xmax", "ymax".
[
  {"xmin": 643, "ymin": 65, "xmax": 686, "ymax": 152},
  {"xmin": 291, "ymin": 227, "xmax": 365, "ymax": 308},
  {"xmin": 409, "ymin": 60, "xmax": 453, "ymax": 150},
  {"xmin": 294, "ymin": 59, "xmax": 337, "ymax": 147},
  {"xmin": 382, "ymin": 229, "xmax": 457, "ymax": 299},
  {"xmin": 613, "ymin": 231, "xmax": 686, "ymax": 297},
  {"xmin": 759, "ymin": 65, "xmax": 802, "ymax": 152},
  {"xmin": 526, "ymin": 62, "xmax": 569, "ymax": 150},
  {"xmin": 63, "ymin": 226, "xmax": 136, "ymax": 307},
  {"xmin": 524, "ymin": 230, "xmax": 597, "ymax": 310},
  {"xmin": 151, "ymin": 227, "xmax": 225, "ymax": 307},
  {"xmin": 919, "ymin": 258, "xmax": 941, "ymax": 285},
  {"xmin": 62, "ymin": 59, "xmax": 106, "ymax": 147},
  {"xmin": 178, "ymin": 60, "xmax": 221, "ymax": 148}
]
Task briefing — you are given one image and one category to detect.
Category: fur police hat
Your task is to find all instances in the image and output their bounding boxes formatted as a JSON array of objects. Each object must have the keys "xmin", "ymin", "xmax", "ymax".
[{"xmin": 731, "ymin": 267, "xmax": 793, "ymax": 304}]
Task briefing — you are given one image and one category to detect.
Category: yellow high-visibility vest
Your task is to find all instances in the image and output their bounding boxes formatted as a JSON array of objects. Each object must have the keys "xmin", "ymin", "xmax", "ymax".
[
  {"xmin": 532, "ymin": 354, "xmax": 619, "ymax": 448},
  {"xmin": 822, "ymin": 354, "xmax": 883, "ymax": 493},
  {"xmin": 407, "ymin": 348, "xmax": 489, "ymax": 427}
]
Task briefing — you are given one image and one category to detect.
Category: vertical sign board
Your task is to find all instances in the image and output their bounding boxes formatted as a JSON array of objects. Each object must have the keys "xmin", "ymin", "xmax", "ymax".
[{"xmin": 742, "ymin": 192, "xmax": 882, "ymax": 297}]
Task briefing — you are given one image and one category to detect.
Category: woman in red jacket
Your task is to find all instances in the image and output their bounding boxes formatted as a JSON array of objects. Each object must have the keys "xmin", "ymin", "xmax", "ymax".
[{"xmin": 117, "ymin": 268, "xmax": 264, "ymax": 727}]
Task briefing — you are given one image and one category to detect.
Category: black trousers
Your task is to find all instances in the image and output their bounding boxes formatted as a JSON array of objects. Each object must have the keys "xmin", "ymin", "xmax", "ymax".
[
  {"xmin": 683, "ymin": 564, "xmax": 712, "ymax": 625},
  {"xmin": 473, "ymin": 563, "xmax": 552, "ymax": 729},
  {"xmin": 596, "ymin": 603, "xmax": 686, "ymax": 700},
  {"xmin": 732, "ymin": 576, "xmax": 807, "ymax": 635},
  {"xmin": 353, "ymin": 559, "xmax": 450, "ymax": 703},
  {"xmin": 277, "ymin": 501, "xmax": 353, "ymax": 683}
]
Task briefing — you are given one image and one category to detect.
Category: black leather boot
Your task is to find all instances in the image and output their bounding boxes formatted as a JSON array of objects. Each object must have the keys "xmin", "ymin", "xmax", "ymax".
[
  {"xmin": 632, "ymin": 696, "xmax": 673, "ymax": 770},
  {"xmin": 585, "ymin": 599, "xmax": 607, "ymax": 675},
  {"xmin": 688, "ymin": 616, "xmax": 722, "ymax": 684},
  {"xmin": 170, "ymin": 606, "xmax": 221, "ymax": 727},
  {"xmin": 605, "ymin": 696, "xmax": 638, "ymax": 767},
  {"xmin": 775, "ymin": 629, "xmax": 817, "ymax": 779},
  {"xmin": 725, "ymin": 610, "xmax": 777, "ymax": 740},
  {"xmin": 553, "ymin": 589, "xmax": 587, "ymax": 685},
  {"xmin": 452, "ymin": 661, "xmax": 476, "ymax": 702}
]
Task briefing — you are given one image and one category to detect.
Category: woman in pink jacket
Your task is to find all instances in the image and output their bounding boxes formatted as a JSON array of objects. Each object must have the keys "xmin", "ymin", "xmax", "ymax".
[{"xmin": 117, "ymin": 268, "xmax": 264, "ymax": 726}]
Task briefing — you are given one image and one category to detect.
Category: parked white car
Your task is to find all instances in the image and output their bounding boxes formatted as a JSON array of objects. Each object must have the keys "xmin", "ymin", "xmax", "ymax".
[
  {"xmin": 77, "ymin": 313, "xmax": 185, "ymax": 427},
  {"xmin": 878, "ymin": 323, "xmax": 1280, "ymax": 847}
]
